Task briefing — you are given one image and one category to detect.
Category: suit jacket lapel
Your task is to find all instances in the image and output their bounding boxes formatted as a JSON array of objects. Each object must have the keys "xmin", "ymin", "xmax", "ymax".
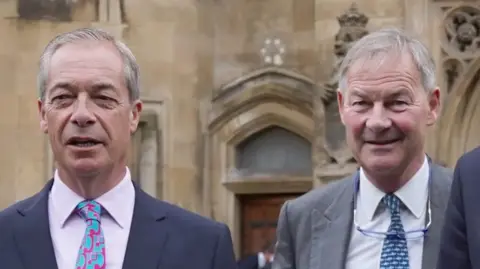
[
  {"xmin": 421, "ymin": 164, "xmax": 451, "ymax": 269},
  {"xmin": 15, "ymin": 180, "xmax": 58, "ymax": 269},
  {"xmin": 122, "ymin": 186, "xmax": 169, "ymax": 269},
  {"xmin": 310, "ymin": 177, "xmax": 354, "ymax": 269}
]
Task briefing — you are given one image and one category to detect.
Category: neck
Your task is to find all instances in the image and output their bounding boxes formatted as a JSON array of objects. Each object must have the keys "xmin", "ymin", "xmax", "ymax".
[
  {"xmin": 57, "ymin": 164, "xmax": 126, "ymax": 199},
  {"xmin": 364, "ymin": 154, "xmax": 425, "ymax": 193}
]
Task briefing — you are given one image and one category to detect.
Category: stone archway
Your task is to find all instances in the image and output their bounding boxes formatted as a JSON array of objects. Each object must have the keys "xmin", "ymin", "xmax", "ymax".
[
  {"xmin": 204, "ymin": 66, "xmax": 322, "ymax": 256},
  {"xmin": 437, "ymin": 56, "xmax": 480, "ymax": 166}
]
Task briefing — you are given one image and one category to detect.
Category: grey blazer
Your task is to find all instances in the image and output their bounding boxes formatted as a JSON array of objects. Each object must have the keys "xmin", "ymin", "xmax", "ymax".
[{"xmin": 272, "ymin": 163, "xmax": 452, "ymax": 269}]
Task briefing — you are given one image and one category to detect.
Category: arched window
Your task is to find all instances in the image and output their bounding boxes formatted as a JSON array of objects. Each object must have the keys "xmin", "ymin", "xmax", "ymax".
[{"xmin": 235, "ymin": 126, "xmax": 312, "ymax": 177}]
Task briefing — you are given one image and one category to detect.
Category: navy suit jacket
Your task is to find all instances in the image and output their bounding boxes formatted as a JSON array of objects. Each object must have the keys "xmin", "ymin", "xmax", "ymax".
[
  {"xmin": 0, "ymin": 180, "xmax": 238, "ymax": 269},
  {"xmin": 237, "ymin": 254, "xmax": 259, "ymax": 269},
  {"xmin": 438, "ymin": 146, "xmax": 480, "ymax": 269}
]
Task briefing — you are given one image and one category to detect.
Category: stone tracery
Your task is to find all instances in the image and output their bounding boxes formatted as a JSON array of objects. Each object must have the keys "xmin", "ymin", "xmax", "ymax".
[
  {"xmin": 444, "ymin": 6, "xmax": 480, "ymax": 54},
  {"xmin": 435, "ymin": 3, "xmax": 480, "ymax": 166},
  {"xmin": 440, "ymin": 4, "xmax": 480, "ymax": 93}
]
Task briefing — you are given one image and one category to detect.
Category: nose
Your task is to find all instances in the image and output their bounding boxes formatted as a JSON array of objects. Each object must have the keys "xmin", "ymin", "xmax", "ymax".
[
  {"xmin": 365, "ymin": 103, "xmax": 392, "ymax": 132},
  {"xmin": 70, "ymin": 96, "xmax": 96, "ymax": 127}
]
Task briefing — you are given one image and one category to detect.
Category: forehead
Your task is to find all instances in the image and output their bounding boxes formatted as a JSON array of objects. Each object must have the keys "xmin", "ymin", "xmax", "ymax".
[
  {"xmin": 345, "ymin": 51, "xmax": 421, "ymax": 94},
  {"xmin": 48, "ymin": 41, "xmax": 124, "ymax": 79}
]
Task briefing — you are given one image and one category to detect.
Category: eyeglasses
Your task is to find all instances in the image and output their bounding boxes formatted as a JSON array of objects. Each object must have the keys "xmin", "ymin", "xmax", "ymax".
[{"xmin": 353, "ymin": 199, "xmax": 431, "ymax": 240}]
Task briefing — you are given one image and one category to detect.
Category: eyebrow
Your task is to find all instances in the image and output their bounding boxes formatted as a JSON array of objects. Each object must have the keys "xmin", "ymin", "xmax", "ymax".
[
  {"xmin": 349, "ymin": 88, "xmax": 411, "ymax": 97},
  {"xmin": 387, "ymin": 88, "xmax": 411, "ymax": 98},
  {"xmin": 91, "ymin": 82, "xmax": 116, "ymax": 91},
  {"xmin": 48, "ymin": 82, "xmax": 75, "ymax": 93},
  {"xmin": 349, "ymin": 89, "xmax": 368, "ymax": 97},
  {"xmin": 48, "ymin": 82, "xmax": 116, "ymax": 95}
]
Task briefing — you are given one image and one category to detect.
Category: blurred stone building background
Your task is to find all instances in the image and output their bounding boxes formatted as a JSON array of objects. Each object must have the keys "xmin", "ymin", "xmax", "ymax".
[{"xmin": 0, "ymin": 0, "xmax": 478, "ymax": 257}]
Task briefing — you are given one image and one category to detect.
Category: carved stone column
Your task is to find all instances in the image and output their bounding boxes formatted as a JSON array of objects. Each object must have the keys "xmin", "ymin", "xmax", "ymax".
[
  {"xmin": 139, "ymin": 127, "xmax": 159, "ymax": 198},
  {"xmin": 92, "ymin": 0, "xmax": 126, "ymax": 39},
  {"xmin": 403, "ymin": 0, "xmax": 434, "ymax": 47}
]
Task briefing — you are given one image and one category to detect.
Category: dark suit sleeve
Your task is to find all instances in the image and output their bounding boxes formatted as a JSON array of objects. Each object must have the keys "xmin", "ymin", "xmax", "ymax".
[
  {"xmin": 212, "ymin": 223, "xmax": 238, "ymax": 269},
  {"xmin": 272, "ymin": 201, "xmax": 294, "ymax": 269},
  {"xmin": 437, "ymin": 156, "xmax": 471, "ymax": 269}
]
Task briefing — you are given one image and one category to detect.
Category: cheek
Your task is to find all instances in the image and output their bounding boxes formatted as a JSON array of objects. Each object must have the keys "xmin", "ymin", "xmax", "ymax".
[
  {"xmin": 390, "ymin": 112, "xmax": 421, "ymax": 134},
  {"xmin": 108, "ymin": 114, "xmax": 132, "ymax": 138},
  {"xmin": 46, "ymin": 113, "xmax": 68, "ymax": 136},
  {"xmin": 343, "ymin": 112, "xmax": 365, "ymax": 137}
]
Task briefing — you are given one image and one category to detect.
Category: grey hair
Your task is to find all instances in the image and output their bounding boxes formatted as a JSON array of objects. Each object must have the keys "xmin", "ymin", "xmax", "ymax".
[
  {"xmin": 337, "ymin": 27, "xmax": 436, "ymax": 93},
  {"xmin": 37, "ymin": 28, "xmax": 140, "ymax": 101}
]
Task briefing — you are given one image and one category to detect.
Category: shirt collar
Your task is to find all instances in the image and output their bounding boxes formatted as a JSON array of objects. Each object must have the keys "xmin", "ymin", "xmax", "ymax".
[
  {"xmin": 358, "ymin": 155, "xmax": 429, "ymax": 221},
  {"xmin": 50, "ymin": 167, "xmax": 135, "ymax": 229}
]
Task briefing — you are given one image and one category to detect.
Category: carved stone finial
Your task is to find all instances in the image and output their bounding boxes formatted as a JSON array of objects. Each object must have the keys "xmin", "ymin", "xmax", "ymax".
[
  {"xmin": 337, "ymin": 3, "xmax": 369, "ymax": 28},
  {"xmin": 316, "ymin": 3, "xmax": 369, "ymax": 167},
  {"xmin": 323, "ymin": 3, "xmax": 369, "ymax": 103}
]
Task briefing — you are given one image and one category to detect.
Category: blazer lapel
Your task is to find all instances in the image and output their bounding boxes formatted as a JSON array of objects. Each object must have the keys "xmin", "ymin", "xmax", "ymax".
[
  {"xmin": 310, "ymin": 177, "xmax": 354, "ymax": 269},
  {"xmin": 421, "ymin": 164, "xmax": 451, "ymax": 269},
  {"xmin": 122, "ymin": 186, "xmax": 169, "ymax": 269},
  {"xmin": 15, "ymin": 180, "xmax": 58, "ymax": 269}
]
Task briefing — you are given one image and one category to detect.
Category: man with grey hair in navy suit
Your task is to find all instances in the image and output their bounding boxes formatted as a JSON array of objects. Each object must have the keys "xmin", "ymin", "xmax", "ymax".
[{"xmin": 0, "ymin": 27, "xmax": 237, "ymax": 269}]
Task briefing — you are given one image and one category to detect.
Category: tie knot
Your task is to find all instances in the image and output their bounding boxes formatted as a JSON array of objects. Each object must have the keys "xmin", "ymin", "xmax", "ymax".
[
  {"xmin": 383, "ymin": 194, "xmax": 401, "ymax": 215},
  {"xmin": 76, "ymin": 200, "xmax": 102, "ymax": 222}
]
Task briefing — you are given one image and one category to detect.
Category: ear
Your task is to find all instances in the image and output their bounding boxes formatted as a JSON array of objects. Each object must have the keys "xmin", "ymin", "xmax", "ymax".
[
  {"xmin": 426, "ymin": 87, "xmax": 440, "ymax": 126},
  {"xmin": 337, "ymin": 89, "xmax": 346, "ymax": 125},
  {"xmin": 129, "ymin": 100, "xmax": 143, "ymax": 133},
  {"xmin": 38, "ymin": 99, "xmax": 48, "ymax": 134}
]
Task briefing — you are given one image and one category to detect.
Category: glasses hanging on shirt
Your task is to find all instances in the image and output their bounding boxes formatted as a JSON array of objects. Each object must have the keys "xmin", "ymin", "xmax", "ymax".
[
  {"xmin": 353, "ymin": 199, "xmax": 431, "ymax": 240},
  {"xmin": 352, "ymin": 169, "xmax": 432, "ymax": 240}
]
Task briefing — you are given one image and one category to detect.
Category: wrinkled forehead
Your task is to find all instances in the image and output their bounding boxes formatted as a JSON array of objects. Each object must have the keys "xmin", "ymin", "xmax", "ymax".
[
  {"xmin": 45, "ymin": 41, "xmax": 126, "ymax": 94},
  {"xmin": 347, "ymin": 51, "xmax": 420, "ymax": 80},
  {"xmin": 49, "ymin": 41, "xmax": 124, "ymax": 74},
  {"xmin": 344, "ymin": 51, "xmax": 423, "ymax": 96}
]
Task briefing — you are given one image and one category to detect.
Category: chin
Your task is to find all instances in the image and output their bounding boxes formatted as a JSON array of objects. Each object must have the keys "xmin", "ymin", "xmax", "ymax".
[
  {"xmin": 363, "ymin": 155, "xmax": 402, "ymax": 173},
  {"xmin": 69, "ymin": 159, "xmax": 104, "ymax": 177}
]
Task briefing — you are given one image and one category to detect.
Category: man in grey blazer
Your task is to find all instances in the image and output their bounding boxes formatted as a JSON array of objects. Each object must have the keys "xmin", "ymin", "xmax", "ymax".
[{"xmin": 273, "ymin": 28, "xmax": 452, "ymax": 269}]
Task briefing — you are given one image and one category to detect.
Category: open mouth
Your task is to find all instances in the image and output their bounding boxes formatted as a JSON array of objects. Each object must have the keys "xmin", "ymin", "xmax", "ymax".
[{"xmin": 66, "ymin": 137, "xmax": 102, "ymax": 148}]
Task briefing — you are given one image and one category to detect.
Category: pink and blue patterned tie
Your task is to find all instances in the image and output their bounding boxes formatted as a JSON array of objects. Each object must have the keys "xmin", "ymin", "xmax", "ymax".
[{"xmin": 75, "ymin": 200, "xmax": 106, "ymax": 269}]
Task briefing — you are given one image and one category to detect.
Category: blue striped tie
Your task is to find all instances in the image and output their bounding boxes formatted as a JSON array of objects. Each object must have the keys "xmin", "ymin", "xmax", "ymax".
[{"xmin": 379, "ymin": 194, "xmax": 410, "ymax": 269}]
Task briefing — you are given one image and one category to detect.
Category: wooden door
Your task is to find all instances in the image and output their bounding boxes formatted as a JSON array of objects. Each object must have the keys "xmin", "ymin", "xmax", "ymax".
[{"xmin": 240, "ymin": 193, "xmax": 302, "ymax": 257}]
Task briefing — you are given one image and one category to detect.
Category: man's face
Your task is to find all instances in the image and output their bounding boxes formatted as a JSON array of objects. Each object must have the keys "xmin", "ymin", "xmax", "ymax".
[
  {"xmin": 38, "ymin": 41, "xmax": 142, "ymax": 176},
  {"xmin": 338, "ymin": 52, "xmax": 440, "ymax": 174}
]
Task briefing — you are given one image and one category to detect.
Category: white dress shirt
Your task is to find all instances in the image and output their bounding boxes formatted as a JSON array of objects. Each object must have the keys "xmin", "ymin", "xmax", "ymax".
[
  {"xmin": 345, "ymin": 156, "xmax": 429, "ymax": 269},
  {"xmin": 257, "ymin": 252, "xmax": 274, "ymax": 268},
  {"xmin": 48, "ymin": 168, "xmax": 135, "ymax": 269}
]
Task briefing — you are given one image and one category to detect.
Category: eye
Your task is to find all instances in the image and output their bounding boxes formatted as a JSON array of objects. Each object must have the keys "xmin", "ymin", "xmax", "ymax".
[
  {"xmin": 352, "ymin": 100, "xmax": 368, "ymax": 106},
  {"xmin": 94, "ymin": 95, "xmax": 118, "ymax": 108},
  {"xmin": 96, "ymin": 95, "xmax": 114, "ymax": 101},
  {"xmin": 391, "ymin": 100, "xmax": 408, "ymax": 106},
  {"xmin": 388, "ymin": 100, "xmax": 409, "ymax": 112},
  {"xmin": 51, "ymin": 94, "xmax": 73, "ymax": 101}
]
